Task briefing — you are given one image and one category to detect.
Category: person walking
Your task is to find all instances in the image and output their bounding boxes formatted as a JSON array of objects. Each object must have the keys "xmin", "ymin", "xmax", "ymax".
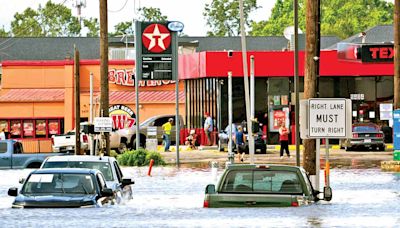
[
  {"xmin": 279, "ymin": 121, "xmax": 290, "ymax": 159},
  {"xmin": 234, "ymin": 125, "xmax": 246, "ymax": 162},
  {"xmin": 0, "ymin": 128, "xmax": 6, "ymax": 140},
  {"xmin": 203, "ymin": 112, "xmax": 213, "ymax": 146},
  {"xmin": 162, "ymin": 118, "xmax": 174, "ymax": 152}
]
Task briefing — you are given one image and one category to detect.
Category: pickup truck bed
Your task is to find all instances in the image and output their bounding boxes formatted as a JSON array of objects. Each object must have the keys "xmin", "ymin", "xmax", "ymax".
[{"xmin": 0, "ymin": 140, "xmax": 68, "ymax": 169}]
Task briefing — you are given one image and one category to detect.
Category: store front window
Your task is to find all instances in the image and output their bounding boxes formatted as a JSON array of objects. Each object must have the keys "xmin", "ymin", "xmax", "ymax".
[
  {"xmin": 10, "ymin": 120, "xmax": 21, "ymax": 139},
  {"xmin": 0, "ymin": 118, "xmax": 63, "ymax": 140},
  {"xmin": 23, "ymin": 120, "xmax": 34, "ymax": 138}
]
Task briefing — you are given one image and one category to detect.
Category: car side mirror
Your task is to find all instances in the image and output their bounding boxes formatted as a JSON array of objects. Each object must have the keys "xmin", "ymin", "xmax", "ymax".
[
  {"xmin": 19, "ymin": 177, "xmax": 25, "ymax": 184},
  {"xmin": 8, "ymin": 187, "xmax": 18, "ymax": 197},
  {"xmin": 101, "ymin": 188, "xmax": 114, "ymax": 197},
  {"xmin": 205, "ymin": 184, "xmax": 216, "ymax": 194},
  {"xmin": 122, "ymin": 178, "xmax": 135, "ymax": 186},
  {"xmin": 323, "ymin": 186, "xmax": 332, "ymax": 201}
]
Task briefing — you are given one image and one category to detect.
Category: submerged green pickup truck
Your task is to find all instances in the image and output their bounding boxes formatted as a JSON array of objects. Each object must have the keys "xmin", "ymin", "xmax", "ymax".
[
  {"xmin": 0, "ymin": 140, "xmax": 69, "ymax": 169},
  {"xmin": 204, "ymin": 164, "xmax": 332, "ymax": 208}
]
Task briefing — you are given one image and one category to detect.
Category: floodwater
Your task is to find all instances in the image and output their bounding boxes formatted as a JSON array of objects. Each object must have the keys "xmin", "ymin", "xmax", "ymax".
[{"xmin": 1, "ymin": 165, "xmax": 400, "ymax": 227}]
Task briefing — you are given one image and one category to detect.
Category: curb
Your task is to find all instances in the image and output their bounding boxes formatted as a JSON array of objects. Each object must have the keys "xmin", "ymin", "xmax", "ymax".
[{"xmin": 156, "ymin": 144, "xmax": 394, "ymax": 152}]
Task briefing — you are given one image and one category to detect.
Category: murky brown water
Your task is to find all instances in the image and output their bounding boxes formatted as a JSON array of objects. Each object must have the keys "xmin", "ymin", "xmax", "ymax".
[{"xmin": 1, "ymin": 167, "xmax": 399, "ymax": 227}]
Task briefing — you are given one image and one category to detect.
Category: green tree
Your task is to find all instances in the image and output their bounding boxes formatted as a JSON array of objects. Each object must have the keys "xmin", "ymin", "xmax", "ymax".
[
  {"xmin": 11, "ymin": 0, "xmax": 81, "ymax": 37},
  {"xmin": 137, "ymin": 7, "xmax": 168, "ymax": 22},
  {"xmin": 83, "ymin": 17, "xmax": 99, "ymax": 37},
  {"xmin": 112, "ymin": 21, "xmax": 133, "ymax": 37},
  {"xmin": 321, "ymin": 0, "xmax": 393, "ymax": 39},
  {"xmin": 0, "ymin": 26, "xmax": 9, "ymax": 37},
  {"xmin": 110, "ymin": 7, "xmax": 167, "ymax": 37},
  {"xmin": 250, "ymin": 0, "xmax": 393, "ymax": 39},
  {"xmin": 203, "ymin": 0, "xmax": 259, "ymax": 37}
]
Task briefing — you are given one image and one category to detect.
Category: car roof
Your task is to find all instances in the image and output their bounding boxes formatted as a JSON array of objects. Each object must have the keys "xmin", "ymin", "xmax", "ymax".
[
  {"xmin": 45, "ymin": 155, "xmax": 113, "ymax": 163},
  {"xmin": 31, "ymin": 168, "xmax": 99, "ymax": 175},
  {"xmin": 225, "ymin": 164, "xmax": 301, "ymax": 171}
]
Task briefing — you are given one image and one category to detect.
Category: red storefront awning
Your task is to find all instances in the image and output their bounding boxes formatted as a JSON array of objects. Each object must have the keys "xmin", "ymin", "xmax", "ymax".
[{"xmin": 0, "ymin": 89, "xmax": 64, "ymax": 102}]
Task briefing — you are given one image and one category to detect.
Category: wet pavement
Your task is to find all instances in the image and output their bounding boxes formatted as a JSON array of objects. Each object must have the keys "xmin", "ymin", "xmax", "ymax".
[{"xmin": 160, "ymin": 147, "xmax": 394, "ymax": 169}]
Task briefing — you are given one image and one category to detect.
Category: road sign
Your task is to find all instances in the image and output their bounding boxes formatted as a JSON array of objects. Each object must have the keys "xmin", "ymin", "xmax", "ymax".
[
  {"xmin": 94, "ymin": 117, "xmax": 113, "ymax": 132},
  {"xmin": 301, "ymin": 98, "xmax": 352, "ymax": 139}
]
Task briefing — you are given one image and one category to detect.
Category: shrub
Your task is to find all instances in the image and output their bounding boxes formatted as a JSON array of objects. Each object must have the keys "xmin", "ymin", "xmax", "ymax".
[
  {"xmin": 117, "ymin": 149, "xmax": 165, "ymax": 167},
  {"xmin": 146, "ymin": 151, "xmax": 166, "ymax": 166},
  {"xmin": 109, "ymin": 150, "xmax": 118, "ymax": 158}
]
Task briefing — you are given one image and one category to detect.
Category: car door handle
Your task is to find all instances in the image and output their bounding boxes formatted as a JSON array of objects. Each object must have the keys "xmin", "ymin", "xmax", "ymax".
[
  {"xmin": 1, "ymin": 157, "xmax": 9, "ymax": 160},
  {"xmin": 245, "ymin": 201, "xmax": 256, "ymax": 206}
]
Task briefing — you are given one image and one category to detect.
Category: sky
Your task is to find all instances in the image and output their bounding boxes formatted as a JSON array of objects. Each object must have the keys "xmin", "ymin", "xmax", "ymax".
[{"xmin": 0, "ymin": 0, "xmax": 277, "ymax": 36}]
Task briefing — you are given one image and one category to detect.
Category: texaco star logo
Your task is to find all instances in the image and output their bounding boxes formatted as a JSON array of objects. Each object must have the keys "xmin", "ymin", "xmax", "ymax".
[{"xmin": 142, "ymin": 24, "xmax": 171, "ymax": 53}]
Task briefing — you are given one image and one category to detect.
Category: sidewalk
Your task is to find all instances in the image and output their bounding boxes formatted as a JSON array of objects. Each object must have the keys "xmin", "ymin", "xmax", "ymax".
[{"xmin": 158, "ymin": 145, "xmax": 394, "ymax": 168}]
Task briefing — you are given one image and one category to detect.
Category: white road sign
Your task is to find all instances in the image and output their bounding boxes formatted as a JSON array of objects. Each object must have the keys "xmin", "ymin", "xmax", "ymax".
[
  {"xmin": 307, "ymin": 98, "xmax": 351, "ymax": 138},
  {"xmin": 94, "ymin": 117, "xmax": 113, "ymax": 132}
]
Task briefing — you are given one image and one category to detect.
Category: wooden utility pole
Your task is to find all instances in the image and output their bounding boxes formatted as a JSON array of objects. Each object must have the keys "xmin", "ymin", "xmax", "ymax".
[
  {"xmin": 74, "ymin": 46, "xmax": 81, "ymax": 155},
  {"xmin": 99, "ymin": 0, "xmax": 110, "ymax": 155},
  {"xmin": 395, "ymin": 0, "xmax": 400, "ymax": 109},
  {"xmin": 303, "ymin": 0, "xmax": 319, "ymax": 174}
]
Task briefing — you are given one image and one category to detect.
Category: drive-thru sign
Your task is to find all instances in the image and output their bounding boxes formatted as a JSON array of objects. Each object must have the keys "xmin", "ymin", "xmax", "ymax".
[{"xmin": 301, "ymin": 98, "xmax": 352, "ymax": 139}]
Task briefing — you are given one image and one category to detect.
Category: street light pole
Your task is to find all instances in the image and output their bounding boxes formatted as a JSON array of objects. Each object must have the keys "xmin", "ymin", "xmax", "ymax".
[{"xmin": 239, "ymin": 0, "xmax": 255, "ymax": 164}]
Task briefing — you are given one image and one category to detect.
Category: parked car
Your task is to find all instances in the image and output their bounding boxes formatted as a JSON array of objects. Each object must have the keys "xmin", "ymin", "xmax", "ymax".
[
  {"xmin": 40, "ymin": 155, "xmax": 134, "ymax": 203},
  {"xmin": 339, "ymin": 122, "xmax": 385, "ymax": 151},
  {"xmin": 8, "ymin": 168, "xmax": 115, "ymax": 208},
  {"xmin": 93, "ymin": 114, "xmax": 185, "ymax": 152},
  {"xmin": 135, "ymin": 114, "xmax": 185, "ymax": 148},
  {"xmin": 204, "ymin": 164, "xmax": 332, "ymax": 208},
  {"xmin": 51, "ymin": 129, "xmax": 89, "ymax": 153},
  {"xmin": 218, "ymin": 123, "xmax": 266, "ymax": 154},
  {"xmin": 0, "ymin": 140, "xmax": 70, "ymax": 169}
]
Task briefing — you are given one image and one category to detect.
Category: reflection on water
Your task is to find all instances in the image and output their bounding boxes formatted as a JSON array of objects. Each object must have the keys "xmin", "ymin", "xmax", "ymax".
[{"xmin": 1, "ymin": 167, "xmax": 400, "ymax": 227}]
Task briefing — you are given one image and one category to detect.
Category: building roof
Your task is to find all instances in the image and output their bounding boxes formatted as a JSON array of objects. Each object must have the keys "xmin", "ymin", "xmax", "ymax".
[
  {"xmin": 0, "ymin": 88, "xmax": 184, "ymax": 103},
  {"xmin": 0, "ymin": 89, "xmax": 65, "ymax": 102},
  {"xmin": 107, "ymin": 90, "xmax": 184, "ymax": 104},
  {"xmin": 327, "ymin": 24, "xmax": 393, "ymax": 50},
  {"xmin": 179, "ymin": 36, "xmax": 340, "ymax": 51},
  {"xmin": 0, "ymin": 35, "xmax": 340, "ymax": 62}
]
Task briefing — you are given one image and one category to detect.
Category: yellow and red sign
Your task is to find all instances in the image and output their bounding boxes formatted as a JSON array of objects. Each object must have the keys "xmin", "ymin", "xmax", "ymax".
[{"xmin": 109, "ymin": 104, "xmax": 136, "ymax": 130}]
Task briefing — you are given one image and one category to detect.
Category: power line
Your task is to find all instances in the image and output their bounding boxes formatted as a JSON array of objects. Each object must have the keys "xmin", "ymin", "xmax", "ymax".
[{"xmin": 108, "ymin": 0, "xmax": 129, "ymax": 13}]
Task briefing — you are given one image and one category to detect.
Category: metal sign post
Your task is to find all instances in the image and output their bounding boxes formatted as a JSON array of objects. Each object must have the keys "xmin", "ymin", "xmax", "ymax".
[
  {"xmin": 135, "ymin": 20, "xmax": 181, "ymax": 164},
  {"xmin": 300, "ymin": 98, "xmax": 352, "ymax": 194}
]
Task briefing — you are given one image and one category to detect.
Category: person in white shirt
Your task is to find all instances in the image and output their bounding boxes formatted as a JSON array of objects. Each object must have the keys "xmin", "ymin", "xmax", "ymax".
[{"xmin": 0, "ymin": 128, "xmax": 6, "ymax": 140}]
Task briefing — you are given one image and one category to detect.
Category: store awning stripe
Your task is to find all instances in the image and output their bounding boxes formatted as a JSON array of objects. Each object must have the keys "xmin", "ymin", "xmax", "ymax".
[
  {"xmin": 109, "ymin": 91, "xmax": 184, "ymax": 103},
  {"xmin": 0, "ymin": 89, "xmax": 65, "ymax": 102}
]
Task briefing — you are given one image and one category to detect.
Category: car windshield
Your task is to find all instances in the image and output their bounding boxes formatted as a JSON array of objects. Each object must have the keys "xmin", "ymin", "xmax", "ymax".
[
  {"xmin": 353, "ymin": 125, "xmax": 379, "ymax": 132},
  {"xmin": 42, "ymin": 161, "xmax": 114, "ymax": 181},
  {"xmin": 22, "ymin": 173, "xmax": 95, "ymax": 195},
  {"xmin": 220, "ymin": 170, "xmax": 303, "ymax": 194}
]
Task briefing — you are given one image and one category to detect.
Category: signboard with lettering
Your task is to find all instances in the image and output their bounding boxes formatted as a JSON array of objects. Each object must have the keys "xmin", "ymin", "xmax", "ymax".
[
  {"xmin": 109, "ymin": 104, "xmax": 136, "ymax": 130},
  {"xmin": 301, "ymin": 98, "xmax": 352, "ymax": 139},
  {"xmin": 135, "ymin": 21, "xmax": 178, "ymax": 81},
  {"xmin": 337, "ymin": 43, "xmax": 393, "ymax": 63},
  {"xmin": 94, "ymin": 117, "xmax": 113, "ymax": 132}
]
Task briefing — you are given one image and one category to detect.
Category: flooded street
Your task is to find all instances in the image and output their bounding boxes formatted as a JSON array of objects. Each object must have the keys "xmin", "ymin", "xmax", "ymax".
[{"xmin": 1, "ymin": 166, "xmax": 400, "ymax": 227}]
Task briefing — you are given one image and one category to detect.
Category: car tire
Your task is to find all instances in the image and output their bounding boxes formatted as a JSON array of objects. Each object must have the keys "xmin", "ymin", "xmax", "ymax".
[
  {"xmin": 260, "ymin": 147, "xmax": 267, "ymax": 154},
  {"xmin": 378, "ymin": 145, "xmax": 385, "ymax": 151},
  {"xmin": 132, "ymin": 137, "xmax": 146, "ymax": 150},
  {"xmin": 118, "ymin": 142, "xmax": 128, "ymax": 154},
  {"xmin": 345, "ymin": 146, "xmax": 352, "ymax": 151}
]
